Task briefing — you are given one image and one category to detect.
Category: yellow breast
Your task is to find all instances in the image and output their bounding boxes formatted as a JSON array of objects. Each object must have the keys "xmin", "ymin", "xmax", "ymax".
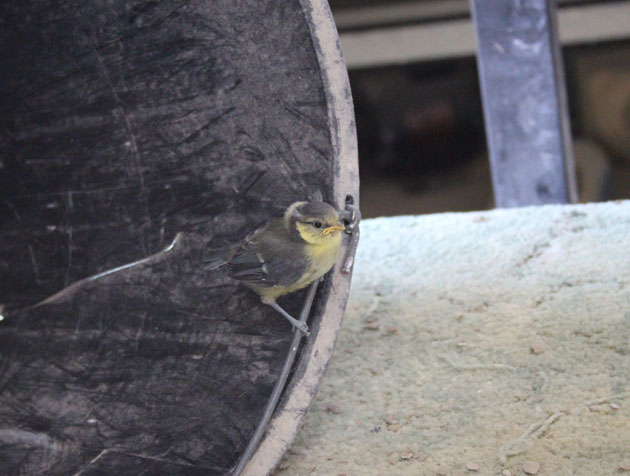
[
  {"xmin": 256, "ymin": 229, "xmax": 343, "ymax": 301},
  {"xmin": 293, "ymin": 221, "xmax": 343, "ymax": 282},
  {"xmin": 278, "ymin": 232, "xmax": 342, "ymax": 296},
  {"xmin": 303, "ymin": 232, "xmax": 342, "ymax": 280}
]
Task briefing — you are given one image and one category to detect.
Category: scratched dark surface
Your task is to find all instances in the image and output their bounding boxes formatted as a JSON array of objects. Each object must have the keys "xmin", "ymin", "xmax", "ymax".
[{"xmin": 0, "ymin": 1, "xmax": 334, "ymax": 474}]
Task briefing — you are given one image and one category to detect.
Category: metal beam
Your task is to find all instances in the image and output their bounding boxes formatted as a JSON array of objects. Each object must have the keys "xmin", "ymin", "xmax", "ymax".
[{"xmin": 470, "ymin": 0, "xmax": 577, "ymax": 207}]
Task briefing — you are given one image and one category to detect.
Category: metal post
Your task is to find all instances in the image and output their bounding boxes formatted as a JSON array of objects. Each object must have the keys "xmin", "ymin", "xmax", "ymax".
[{"xmin": 470, "ymin": 0, "xmax": 578, "ymax": 207}]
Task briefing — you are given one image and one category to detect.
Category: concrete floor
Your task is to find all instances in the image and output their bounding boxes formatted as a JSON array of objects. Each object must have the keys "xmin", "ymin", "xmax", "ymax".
[{"xmin": 273, "ymin": 200, "xmax": 630, "ymax": 476}]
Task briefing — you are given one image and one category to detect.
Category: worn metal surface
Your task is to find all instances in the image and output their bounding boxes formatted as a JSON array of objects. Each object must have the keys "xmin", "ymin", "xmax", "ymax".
[
  {"xmin": 470, "ymin": 0, "xmax": 577, "ymax": 207},
  {"xmin": 0, "ymin": 1, "xmax": 358, "ymax": 474}
]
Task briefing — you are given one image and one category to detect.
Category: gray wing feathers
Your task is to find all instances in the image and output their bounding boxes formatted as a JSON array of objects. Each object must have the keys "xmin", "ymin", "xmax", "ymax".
[
  {"xmin": 226, "ymin": 222, "xmax": 306, "ymax": 288},
  {"xmin": 227, "ymin": 248, "xmax": 272, "ymax": 286}
]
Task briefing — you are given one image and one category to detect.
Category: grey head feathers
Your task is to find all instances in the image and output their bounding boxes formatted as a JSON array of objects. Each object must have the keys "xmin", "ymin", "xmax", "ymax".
[{"xmin": 284, "ymin": 201, "xmax": 339, "ymax": 228}]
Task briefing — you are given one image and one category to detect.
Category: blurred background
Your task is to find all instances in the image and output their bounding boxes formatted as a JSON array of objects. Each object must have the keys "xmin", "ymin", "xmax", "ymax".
[{"xmin": 328, "ymin": 0, "xmax": 630, "ymax": 217}]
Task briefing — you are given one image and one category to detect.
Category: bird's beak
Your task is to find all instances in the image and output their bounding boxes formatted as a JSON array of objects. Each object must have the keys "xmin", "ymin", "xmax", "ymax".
[{"xmin": 322, "ymin": 224, "xmax": 345, "ymax": 236}]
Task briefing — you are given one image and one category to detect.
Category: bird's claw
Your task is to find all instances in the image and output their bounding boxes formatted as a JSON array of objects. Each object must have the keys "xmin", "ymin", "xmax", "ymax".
[
  {"xmin": 339, "ymin": 204, "xmax": 361, "ymax": 235},
  {"xmin": 340, "ymin": 203, "xmax": 361, "ymax": 274},
  {"xmin": 295, "ymin": 321, "xmax": 310, "ymax": 336}
]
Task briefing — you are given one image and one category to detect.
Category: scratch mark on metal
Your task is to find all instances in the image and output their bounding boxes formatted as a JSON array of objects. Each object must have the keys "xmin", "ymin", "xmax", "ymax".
[
  {"xmin": 239, "ymin": 170, "xmax": 266, "ymax": 198},
  {"xmin": 66, "ymin": 191, "xmax": 74, "ymax": 287},
  {"xmin": 91, "ymin": 43, "xmax": 152, "ymax": 254},
  {"xmin": 29, "ymin": 233, "xmax": 182, "ymax": 309},
  {"xmin": 135, "ymin": 311, "xmax": 148, "ymax": 352},
  {"xmin": 87, "ymin": 233, "xmax": 179, "ymax": 281},
  {"xmin": 1, "ymin": 199, "xmax": 21, "ymax": 220},
  {"xmin": 73, "ymin": 449, "xmax": 111, "ymax": 476},
  {"xmin": 283, "ymin": 101, "xmax": 328, "ymax": 131},
  {"xmin": 27, "ymin": 245, "xmax": 41, "ymax": 283},
  {"xmin": 179, "ymin": 107, "xmax": 235, "ymax": 144}
]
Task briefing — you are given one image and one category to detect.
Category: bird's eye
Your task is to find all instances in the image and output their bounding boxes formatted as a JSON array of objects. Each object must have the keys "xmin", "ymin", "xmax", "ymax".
[{"xmin": 313, "ymin": 221, "xmax": 323, "ymax": 229}]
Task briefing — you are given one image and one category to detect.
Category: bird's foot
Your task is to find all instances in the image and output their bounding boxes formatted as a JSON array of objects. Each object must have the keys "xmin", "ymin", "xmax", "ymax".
[
  {"xmin": 294, "ymin": 320, "xmax": 310, "ymax": 336},
  {"xmin": 266, "ymin": 300, "xmax": 311, "ymax": 337}
]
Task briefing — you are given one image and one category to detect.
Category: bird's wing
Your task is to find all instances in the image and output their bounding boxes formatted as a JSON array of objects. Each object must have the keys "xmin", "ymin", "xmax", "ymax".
[{"xmin": 227, "ymin": 222, "xmax": 306, "ymax": 288}]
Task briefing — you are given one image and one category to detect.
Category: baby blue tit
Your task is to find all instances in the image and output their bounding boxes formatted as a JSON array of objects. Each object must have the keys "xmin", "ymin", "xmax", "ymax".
[{"xmin": 205, "ymin": 201, "xmax": 346, "ymax": 335}]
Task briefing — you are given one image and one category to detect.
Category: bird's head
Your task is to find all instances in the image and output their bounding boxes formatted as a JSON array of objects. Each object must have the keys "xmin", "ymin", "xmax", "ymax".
[{"xmin": 284, "ymin": 201, "xmax": 345, "ymax": 245}]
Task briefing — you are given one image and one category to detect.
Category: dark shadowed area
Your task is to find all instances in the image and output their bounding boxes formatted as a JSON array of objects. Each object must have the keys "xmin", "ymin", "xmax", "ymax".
[{"xmin": 0, "ymin": 1, "xmax": 338, "ymax": 474}]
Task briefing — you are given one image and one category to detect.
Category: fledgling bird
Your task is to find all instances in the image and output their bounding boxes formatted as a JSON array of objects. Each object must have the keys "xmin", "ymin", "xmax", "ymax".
[{"xmin": 205, "ymin": 201, "xmax": 346, "ymax": 335}]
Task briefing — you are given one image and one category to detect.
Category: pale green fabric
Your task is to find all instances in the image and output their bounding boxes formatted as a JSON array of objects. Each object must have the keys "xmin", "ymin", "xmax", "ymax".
[{"xmin": 276, "ymin": 201, "xmax": 630, "ymax": 476}]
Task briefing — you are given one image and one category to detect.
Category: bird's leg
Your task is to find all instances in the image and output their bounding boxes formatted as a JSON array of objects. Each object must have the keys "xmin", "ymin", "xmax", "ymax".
[{"xmin": 263, "ymin": 299, "xmax": 310, "ymax": 336}]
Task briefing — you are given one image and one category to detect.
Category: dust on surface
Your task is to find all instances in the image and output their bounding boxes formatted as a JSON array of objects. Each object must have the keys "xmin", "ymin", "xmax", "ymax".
[{"xmin": 274, "ymin": 201, "xmax": 630, "ymax": 476}]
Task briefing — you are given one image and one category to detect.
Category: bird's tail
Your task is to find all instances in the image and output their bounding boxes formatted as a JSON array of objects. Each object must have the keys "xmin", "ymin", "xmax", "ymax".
[{"xmin": 203, "ymin": 249, "xmax": 230, "ymax": 270}]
